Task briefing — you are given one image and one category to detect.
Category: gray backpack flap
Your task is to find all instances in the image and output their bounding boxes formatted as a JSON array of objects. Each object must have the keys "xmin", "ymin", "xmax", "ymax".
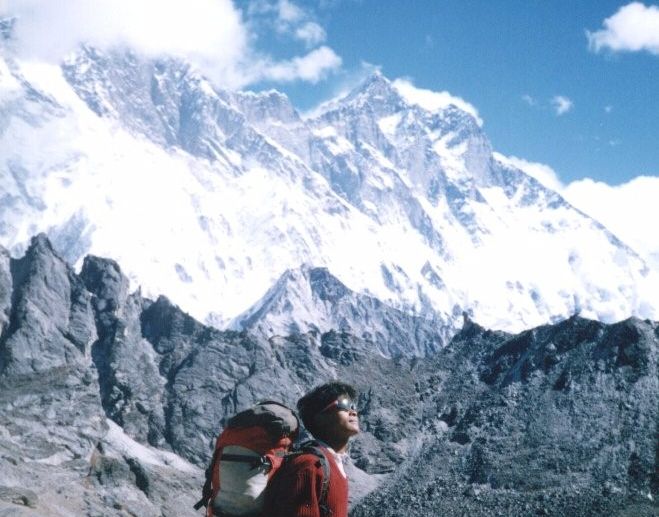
[{"xmin": 228, "ymin": 400, "xmax": 299, "ymax": 439}]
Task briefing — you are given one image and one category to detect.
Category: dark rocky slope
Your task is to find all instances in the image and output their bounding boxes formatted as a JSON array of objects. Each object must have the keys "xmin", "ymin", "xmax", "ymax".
[
  {"xmin": 352, "ymin": 317, "xmax": 658, "ymax": 517},
  {"xmin": 0, "ymin": 235, "xmax": 656, "ymax": 516}
]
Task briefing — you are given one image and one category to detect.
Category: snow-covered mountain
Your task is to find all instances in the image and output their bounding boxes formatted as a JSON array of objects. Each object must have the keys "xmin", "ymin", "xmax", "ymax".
[
  {"xmin": 233, "ymin": 265, "xmax": 450, "ymax": 357},
  {"xmin": 1, "ymin": 42, "xmax": 657, "ymax": 350}
]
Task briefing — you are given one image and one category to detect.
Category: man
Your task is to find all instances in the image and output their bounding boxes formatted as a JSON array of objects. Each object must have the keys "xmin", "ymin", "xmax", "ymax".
[{"xmin": 263, "ymin": 381, "xmax": 359, "ymax": 517}]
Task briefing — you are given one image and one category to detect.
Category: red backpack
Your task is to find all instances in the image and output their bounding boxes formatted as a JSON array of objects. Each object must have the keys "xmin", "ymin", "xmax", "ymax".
[{"xmin": 194, "ymin": 401, "xmax": 330, "ymax": 517}]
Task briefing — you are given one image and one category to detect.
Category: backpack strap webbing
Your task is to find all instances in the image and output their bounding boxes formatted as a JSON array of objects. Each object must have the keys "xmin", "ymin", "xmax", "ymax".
[
  {"xmin": 193, "ymin": 446, "xmax": 221, "ymax": 511},
  {"xmin": 220, "ymin": 453, "xmax": 273, "ymax": 471},
  {"xmin": 292, "ymin": 441, "xmax": 332, "ymax": 517}
]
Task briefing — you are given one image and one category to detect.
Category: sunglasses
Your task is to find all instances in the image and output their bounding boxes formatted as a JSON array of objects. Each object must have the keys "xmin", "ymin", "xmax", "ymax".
[{"xmin": 320, "ymin": 397, "xmax": 357, "ymax": 414}]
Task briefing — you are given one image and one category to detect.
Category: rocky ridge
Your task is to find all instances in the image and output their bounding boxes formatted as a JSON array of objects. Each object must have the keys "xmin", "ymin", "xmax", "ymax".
[
  {"xmin": 0, "ymin": 235, "xmax": 657, "ymax": 516},
  {"xmin": 352, "ymin": 316, "xmax": 658, "ymax": 516}
]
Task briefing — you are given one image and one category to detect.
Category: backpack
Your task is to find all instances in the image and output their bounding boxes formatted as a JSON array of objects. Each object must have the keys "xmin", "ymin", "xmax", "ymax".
[{"xmin": 194, "ymin": 401, "xmax": 331, "ymax": 517}]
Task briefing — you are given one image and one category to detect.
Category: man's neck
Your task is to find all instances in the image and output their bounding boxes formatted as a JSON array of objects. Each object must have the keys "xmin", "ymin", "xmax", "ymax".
[{"xmin": 317, "ymin": 436, "xmax": 349, "ymax": 454}]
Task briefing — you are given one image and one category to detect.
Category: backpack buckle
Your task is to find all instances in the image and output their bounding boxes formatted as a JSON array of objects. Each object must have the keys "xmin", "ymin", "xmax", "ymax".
[{"xmin": 252, "ymin": 455, "xmax": 273, "ymax": 473}]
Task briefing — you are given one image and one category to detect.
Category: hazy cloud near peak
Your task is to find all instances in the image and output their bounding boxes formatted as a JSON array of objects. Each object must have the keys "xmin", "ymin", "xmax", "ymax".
[
  {"xmin": 495, "ymin": 151, "xmax": 659, "ymax": 273},
  {"xmin": 1, "ymin": 0, "xmax": 247, "ymax": 68},
  {"xmin": 588, "ymin": 2, "xmax": 659, "ymax": 55},
  {"xmin": 493, "ymin": 153, "xmax": 564, "ymax": 192},
  {"xmin": 392, "ymin": 78, "xmax": 483, "ymax": 126},
  {"xmin": 0, "ymin": 0, "xmax": 341, "ymax": 89},
  {"xmin": 563, "ymin": 176, "xmax": 659, "ymax": 271}
]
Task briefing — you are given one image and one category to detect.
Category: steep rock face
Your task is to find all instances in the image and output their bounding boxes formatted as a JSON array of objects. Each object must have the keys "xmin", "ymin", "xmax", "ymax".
[
  {"xmin": 0, "ymin": 238, "xmax": 203, "ymax": 516},
  {"xmin": 61, "ymin": 47, "xmax": 312, "ymax": 177},
  {"xmin": 0, "ymin": 234, "xmax": 96, "ymax": 375},
  {"xmin": 0, "ymin": 238, "xmax": 118, "ymax": 514},
  {"xmin": 0, "ymin": 237, "xmax": 399, "ymax": 477},
  {"xmin": 80, "ymin": 255, "xmax": 168, "ymax": 448},
  {"xmin": 138, "ymin": 298, "xmax": 316, "ymax": 465},
  {"xmin": 0, "ymin": 246, "xmax": 12, "ymax": 335},
  {"xmin": 308, "ymin": 73, "xmax": 491, "ymax": 213},
  {"xmin": 229, "ymin": 89, "xmax": 311, "ymax": 164}
]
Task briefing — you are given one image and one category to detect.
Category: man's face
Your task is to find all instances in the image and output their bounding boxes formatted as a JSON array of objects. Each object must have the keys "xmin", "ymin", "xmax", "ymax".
[{"xmin": 314, "ymin": 395, "xmax": 360, "ymax": 442}]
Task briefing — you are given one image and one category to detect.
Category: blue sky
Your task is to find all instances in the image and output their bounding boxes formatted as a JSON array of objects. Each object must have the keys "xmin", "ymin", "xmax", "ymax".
[{"xmin": 247, "ymin": 0, "xmax": 659, "ymax": 186}]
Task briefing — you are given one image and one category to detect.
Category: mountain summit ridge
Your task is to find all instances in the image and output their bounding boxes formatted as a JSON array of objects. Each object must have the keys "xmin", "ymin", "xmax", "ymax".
[{"xmin": 1, "ymin": 46, "xmax": 657, "ymax": 346}]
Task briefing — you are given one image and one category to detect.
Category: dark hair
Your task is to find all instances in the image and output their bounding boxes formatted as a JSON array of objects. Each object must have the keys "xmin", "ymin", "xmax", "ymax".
[{"xmin": 297, "ymin": 381, "xmax": 357, "ymax": 437}]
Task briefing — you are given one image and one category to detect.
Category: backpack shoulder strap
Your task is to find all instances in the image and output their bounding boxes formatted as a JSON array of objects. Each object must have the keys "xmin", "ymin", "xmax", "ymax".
[
  {"xmin": 295, "ymin": 441, "xmax": 331, "ymax": 517},
  {"xmin": 193, "ymin": 445, "xmax": 221, "ymax": 511}
]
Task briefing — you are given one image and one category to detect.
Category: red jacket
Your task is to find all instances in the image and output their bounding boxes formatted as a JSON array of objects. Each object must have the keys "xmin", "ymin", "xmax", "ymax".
[{"xmin": 262, "ymin": 447, "xmax": 349, "ymax": 517}]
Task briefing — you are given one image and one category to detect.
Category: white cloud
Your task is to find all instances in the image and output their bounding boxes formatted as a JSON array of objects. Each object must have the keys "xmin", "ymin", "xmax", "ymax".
[
  {"xmin": 265, "ymin": 0, "xmax": 327, "ymax": 46},
  {"xmin": 295, "ymin": 22, "xmax": 327, "ymax": 46},
  {"xmin": 563, "ymin": 176, "xmax": 659, "ymax": 270},
  {"xmin": 277, "ymin": 0, "xmax": 304, "ymax": 23},
  {"xmin": 493, "ymin": 153, "xmax": 564, "ymax": 192},
  {"xmin": 522, "ymin": 94, "xmax": 537, "ymax": 107},
  {"xmin": 551, "ymin": 95, "xmax": 573, "ymax": 116},
  {"xmin": 392, "ymin": 78, "xmax": 483, "ymax": 126},
  {"xmin": 587, "ymin": 2, "xmax": 659, "ymax": 55},
  {"xmin": 0, "ymin": 0, "xmax": 340, "ymax": 89},
  {"xmin": 2, "ymin": 0, "xmax": 247, "ymax": 65},
  {"xmin": 264, "ymin": 46, "xmax": 341, "ymax": 83}
]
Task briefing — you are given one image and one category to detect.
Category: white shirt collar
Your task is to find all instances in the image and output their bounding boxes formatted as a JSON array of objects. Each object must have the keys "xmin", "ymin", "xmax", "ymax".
[{"xmin": 316, "ymin": 440, "xmax": 349, "ymax": 478}]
